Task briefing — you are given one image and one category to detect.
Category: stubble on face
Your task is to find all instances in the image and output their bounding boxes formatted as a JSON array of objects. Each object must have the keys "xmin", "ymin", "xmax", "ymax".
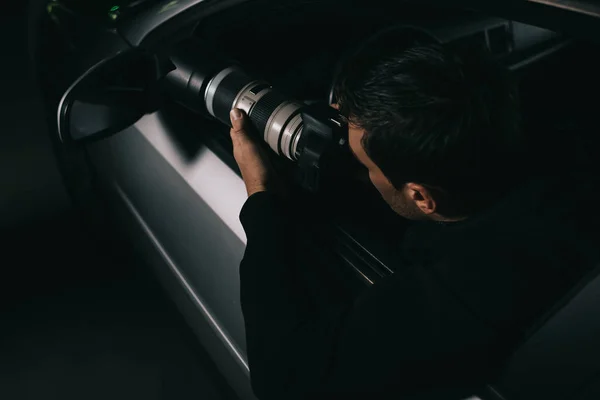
[
  {"xmin": 348, "ymin": 125, "xmax": 425, "ymax": 220},
  {"xmin": 384, "ymin": 184, "xmax": 427, "ymax": 220}
]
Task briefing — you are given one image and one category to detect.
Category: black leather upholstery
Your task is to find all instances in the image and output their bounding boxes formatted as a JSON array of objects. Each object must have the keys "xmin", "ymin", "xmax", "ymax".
[{"xmin": 485, "ymin": 265, "xmax": 600, "ymax": 399}]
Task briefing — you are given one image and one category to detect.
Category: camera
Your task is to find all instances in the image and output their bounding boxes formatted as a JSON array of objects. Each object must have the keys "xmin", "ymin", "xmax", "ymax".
[{"xmin": 161, "ymin": 39, "xmax": 350, "ymax": 193}]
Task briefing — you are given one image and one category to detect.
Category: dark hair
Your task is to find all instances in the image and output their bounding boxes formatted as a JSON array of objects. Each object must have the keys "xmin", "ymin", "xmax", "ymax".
[{"xmin": 334, "ymin": 26, "xmax": 525, "ymax": 217}]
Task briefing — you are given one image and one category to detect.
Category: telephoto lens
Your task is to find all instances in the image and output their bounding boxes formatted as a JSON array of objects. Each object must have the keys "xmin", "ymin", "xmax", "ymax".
[
  {"xmin": 204, "ymin": 67, "xmax": 305, "ymax": 161},
  {"xmin": 164, "ymin": 40, "xmax": 309, "ymax": 161},
  {"xmin": 163, "ymin": 39, "xmax": 351, "ymax": 192}
]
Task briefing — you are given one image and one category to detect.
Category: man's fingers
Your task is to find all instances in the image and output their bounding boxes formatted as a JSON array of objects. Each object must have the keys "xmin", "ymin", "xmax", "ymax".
[
  {"xmin": 230, "ymin": 108, "xmax": 255, "ymax": 148},
  {"xmin": 230, "ymin": 108, "xmax": 246, "ymax": 134}
]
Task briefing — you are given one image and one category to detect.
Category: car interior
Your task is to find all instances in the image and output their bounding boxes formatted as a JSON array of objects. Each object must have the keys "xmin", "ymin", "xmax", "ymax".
[{"xmin": 23, "ymin": 0, "xmax": 600, "ymax": 398}]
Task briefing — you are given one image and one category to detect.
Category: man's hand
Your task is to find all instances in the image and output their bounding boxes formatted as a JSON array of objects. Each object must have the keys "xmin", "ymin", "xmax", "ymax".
[{"xmin": 230, "ymin": 108, "xmax": 273, "ymax": 197}]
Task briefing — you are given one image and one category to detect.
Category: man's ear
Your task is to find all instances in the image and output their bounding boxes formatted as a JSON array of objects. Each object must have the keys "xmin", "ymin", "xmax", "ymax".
[{"xmin": 405, "ymin": 182, "xmax": 437, "ymax": 215}]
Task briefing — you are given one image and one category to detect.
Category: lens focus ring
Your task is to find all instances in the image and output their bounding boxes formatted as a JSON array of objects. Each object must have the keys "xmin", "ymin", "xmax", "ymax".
[
  {"xmin": 211, "ymin": 69, "xmax": 253, "ymax": 125},
  {"xmin": 249, "ymin": 90, "xmax": 288, "ymax": 145}
]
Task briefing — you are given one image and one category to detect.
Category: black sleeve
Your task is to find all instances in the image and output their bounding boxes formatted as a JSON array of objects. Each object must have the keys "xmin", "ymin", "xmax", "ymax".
[{"xmin": 239, "ymin": 191, "xmax": 497, "ymax": 400}]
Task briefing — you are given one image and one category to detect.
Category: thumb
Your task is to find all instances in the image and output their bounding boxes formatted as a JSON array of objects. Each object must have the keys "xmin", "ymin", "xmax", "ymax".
[{"xmin": 230, "ymin": 108, "xmax": 247, "ymax": 135}]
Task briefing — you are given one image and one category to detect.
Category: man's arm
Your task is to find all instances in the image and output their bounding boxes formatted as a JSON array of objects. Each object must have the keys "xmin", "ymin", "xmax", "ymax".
[{"xmin": 239, "ymin": 190, "xmax": 347, "ymax": 398}]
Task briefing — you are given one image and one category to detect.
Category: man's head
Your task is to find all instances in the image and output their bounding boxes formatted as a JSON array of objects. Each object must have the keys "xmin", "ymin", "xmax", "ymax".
[{"xmin": 333, "ymin": 26, "xmax": 525, "ymax": 221}]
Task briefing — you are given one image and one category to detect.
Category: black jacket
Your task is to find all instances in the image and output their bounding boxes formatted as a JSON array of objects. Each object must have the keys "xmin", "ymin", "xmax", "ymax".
[{"xmin": 238, "ymin": 168, "xmax": 600, "ymax": 400}]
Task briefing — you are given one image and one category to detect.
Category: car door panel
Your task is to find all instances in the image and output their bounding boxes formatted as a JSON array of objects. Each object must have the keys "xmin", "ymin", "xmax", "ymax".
[{"xmin": 86, "ymin": 111, "xmax": 257, "ymax": 399}]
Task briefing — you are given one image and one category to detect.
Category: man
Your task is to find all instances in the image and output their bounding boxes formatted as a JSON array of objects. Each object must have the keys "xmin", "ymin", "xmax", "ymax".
[{"xmin": 229, "ymin": 26, "xmax": 600, "ymax": 400}]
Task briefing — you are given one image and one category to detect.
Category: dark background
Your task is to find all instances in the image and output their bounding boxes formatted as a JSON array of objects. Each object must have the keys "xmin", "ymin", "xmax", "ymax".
[
  {"xmin": 1, "ymin": 2, "xmax": 69, "ymax": 228},
  {"xmin": 0, "ymin": 3, "xmax": 237, "ymax": 399}
]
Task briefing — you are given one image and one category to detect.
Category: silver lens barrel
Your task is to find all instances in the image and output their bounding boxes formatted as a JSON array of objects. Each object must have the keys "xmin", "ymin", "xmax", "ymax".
[
  {"xmin": 205, "ymin": 67, "xmax": 239, "ymax": 118},
  {"xmin": 263, "ymin": 101, "xmax": 304, "ymax": 160},
  {"xmin": 204, "ymin": 66, "xmax": 304, "ymax": 161}
]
